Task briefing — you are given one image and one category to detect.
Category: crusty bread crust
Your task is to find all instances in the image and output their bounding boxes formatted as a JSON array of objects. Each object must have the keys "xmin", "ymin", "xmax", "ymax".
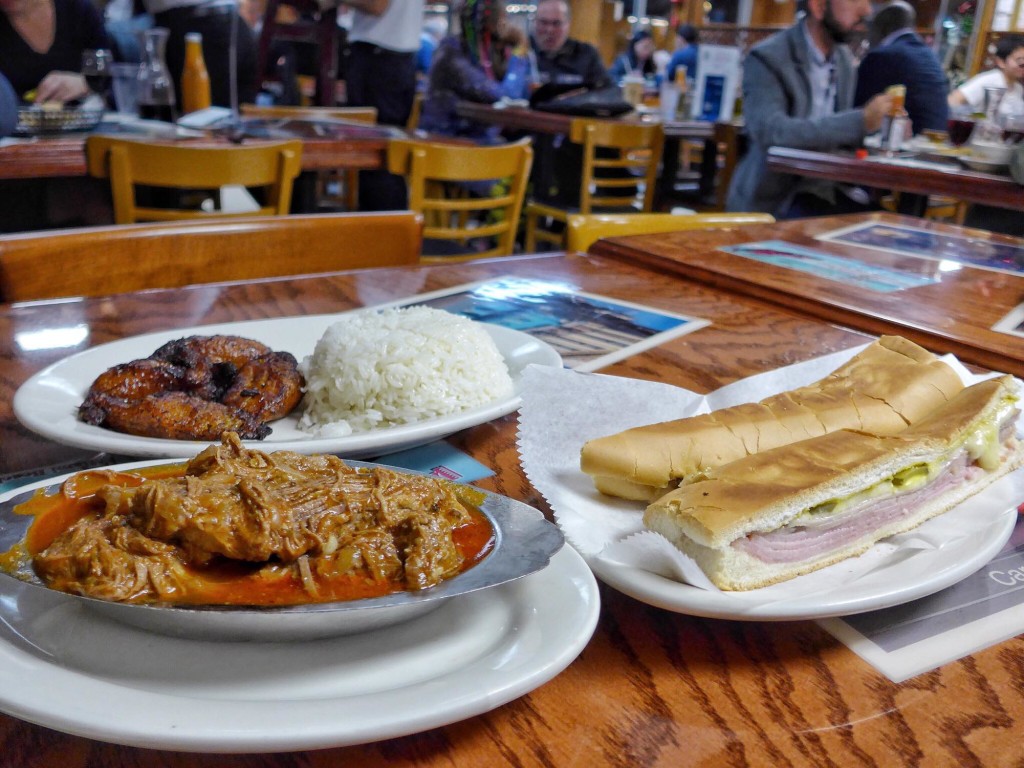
[
  {"xmin": 580, "ymin": 336, "xmax": 964, "ymax": 499},
  {"xmin": 645, "ymin": 376, "xmax": 1015, "ymax": 546},
  {"xmin": 644, "ymin": 430, "xmax": 936, "ymax": 548},
  {"xmin": 659, "ymin": 439, "xmax": 1024, "ymax": 591},
  {"xmin": 643, "ymin": 376, "xmax": 1023, "ymax": 590}
]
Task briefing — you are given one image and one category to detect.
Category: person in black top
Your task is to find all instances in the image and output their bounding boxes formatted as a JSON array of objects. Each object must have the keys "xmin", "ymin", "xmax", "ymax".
[
  {"xmin": 0, "ymin": 0, "xmax": 113, "ymax": 232},
  {"xmin": 530, "ymin": 0, "xmax": 609, "ymax": 89},
  {"xmin": 0, "ymin": 0, "xmax": 110, "ymax": 102}
]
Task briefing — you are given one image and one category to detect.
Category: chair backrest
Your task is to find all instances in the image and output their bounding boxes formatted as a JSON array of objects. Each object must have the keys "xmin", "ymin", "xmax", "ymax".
[
  {"xmin": 406, "ymin": 92, "xmax": 424, "ymax": 131},
  {"xmin": 387, "ymin": 137, "xmax": 533, "ymax": 261},
  {"xmin": 569, "ymin": 117, "xmax": 665, "ymax": 214},
  {"xmin": 256, "ymin": 0, "xmax": 338, "ymax": 106},
  {"xmin": 85, "ymin": 136, "xmax": 304, "ymax": 224},
  {"xmin": 239, "ymin": 104, "xmax": 378, "ymax": 124},
  {"xmin": 0, "ymin": 211, "xmax": 423, "ymax": 302},
  {"xmin": 566, "ymin": 212, "xmax": 777, "ymax": 253}
]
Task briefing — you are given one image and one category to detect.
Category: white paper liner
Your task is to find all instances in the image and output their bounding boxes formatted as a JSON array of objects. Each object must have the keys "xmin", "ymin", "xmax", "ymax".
[{"xmin": 517, "ymin": 345, "xmax": 1022, "ymax": 603}]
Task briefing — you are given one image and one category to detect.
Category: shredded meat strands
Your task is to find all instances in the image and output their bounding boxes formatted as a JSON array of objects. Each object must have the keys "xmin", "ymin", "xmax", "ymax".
[{"xmin": 33, "ymin": 433, "xmax": 475, "ymax": 604}]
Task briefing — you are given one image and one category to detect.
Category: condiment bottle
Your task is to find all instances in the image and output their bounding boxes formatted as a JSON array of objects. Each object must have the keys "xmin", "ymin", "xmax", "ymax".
[
  {"xmin": 674, "ymin": 65, "xmax": 689, "ymax": 119},
  {"xmin": 181, "ymin": 32, "xmax": 212, "ymax": 114},
  {"xmin": 880, "ymin": 84, "xmax": 909, "ymax": 152}
]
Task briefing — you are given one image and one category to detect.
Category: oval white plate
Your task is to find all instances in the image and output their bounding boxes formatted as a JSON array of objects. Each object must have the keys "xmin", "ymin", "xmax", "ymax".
[
  {"xmin": 14, "ymin": 314, "xmax": 562, "ymax": 459},
  {"xmin": 0, "ymin": 544, "xmax": 599, "ymax": 752}
]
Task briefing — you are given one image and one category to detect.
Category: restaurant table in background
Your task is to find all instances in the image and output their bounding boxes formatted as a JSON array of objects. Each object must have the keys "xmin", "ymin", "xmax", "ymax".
[
  {"xmin": 453, "ymin": 101, "xmax": 726, "ymax": 206},
  {"xmin": 587, "ymin": 212, "xmax": 1024, "ymax": 378},
  {"xmin": 766, "ymin": 146, "xmax": 1024, "ymax": 214},
  {"xmin": 0, "ymin": 116, "xmax": 398, "ymax": 180},
  {"xmin": 2, "ymin": 249, "xmax": 1024, "ymax": 765},
  {"xmin": 0, "ymin": 115, "xmax": 399, "ymax": 215}
]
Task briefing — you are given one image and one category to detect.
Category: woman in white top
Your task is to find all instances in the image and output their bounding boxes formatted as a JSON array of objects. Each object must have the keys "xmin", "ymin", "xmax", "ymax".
[{"xmin": 949, "ymin": 34, "xmax": 1024, "ymax": 116}]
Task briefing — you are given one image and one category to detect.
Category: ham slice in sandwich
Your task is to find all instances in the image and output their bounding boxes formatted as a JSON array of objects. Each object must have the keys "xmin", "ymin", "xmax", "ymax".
[{"xmin": 643, "ymin": 375, "xmax": 1024, "ymax": 591}]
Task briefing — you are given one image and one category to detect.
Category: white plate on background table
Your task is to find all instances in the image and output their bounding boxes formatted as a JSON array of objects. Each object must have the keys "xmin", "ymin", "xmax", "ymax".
[{"xmin": 13, "ymin": 314, "xmax": 562, "ymax": 459}]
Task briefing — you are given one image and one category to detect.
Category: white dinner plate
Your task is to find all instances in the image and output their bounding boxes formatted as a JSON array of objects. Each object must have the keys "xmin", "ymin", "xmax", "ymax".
[
  {"xmin": 14, "ymin": 314, "xmax": 562, "ymax": 459},
  {"xmin": 958, "ymin": 156, "xmax": 1009, "ymax": 173},
  {"xmin": 518, "ymin": 363, "xmax": 1024, "ymax": 621},
  {"xmin": 0, "ymin": 544, "xmax": 599, "ymax": 752}
]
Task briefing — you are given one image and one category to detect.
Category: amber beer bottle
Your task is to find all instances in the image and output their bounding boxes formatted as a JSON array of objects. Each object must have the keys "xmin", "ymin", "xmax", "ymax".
[
  {"xmin": 181, "ymin": 32, "xmax": 212, "ymax": 114},
  {"xmin": 880, "ymin": 84, "xmax": 908, "ymax": 152}
]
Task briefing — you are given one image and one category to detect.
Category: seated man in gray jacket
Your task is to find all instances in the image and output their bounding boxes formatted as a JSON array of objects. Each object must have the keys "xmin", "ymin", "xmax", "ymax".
[{"xmin": 726, "ymin": 0, "xmax": 893, "ymax": 218}]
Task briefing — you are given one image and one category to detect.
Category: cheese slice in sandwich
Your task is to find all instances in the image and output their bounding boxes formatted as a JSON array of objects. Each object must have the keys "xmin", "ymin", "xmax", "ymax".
[
  {"xmin": 581, "ymin": 336, "xmax": 964, "ymax": 501},
  {"xmin": 643, "ymin": 375, "xmax": 1024, "ymax": 591}
]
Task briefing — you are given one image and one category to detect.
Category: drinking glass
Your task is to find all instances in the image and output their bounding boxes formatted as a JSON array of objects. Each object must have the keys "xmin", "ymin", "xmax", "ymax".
[
  {"xmin": 1002, "ymin": 113, "xmax": 1024, "ymax": 145},
  {"xmin": 110, "ymin": 62, "xmax": 141, "ymax": 116},
  {"xmin": 947, "ymin": 106, "xmax": 976, "ymax": 146},
  {"xmin": 82, "ymin": 48, "xmax": 114, "ymax": 105}
]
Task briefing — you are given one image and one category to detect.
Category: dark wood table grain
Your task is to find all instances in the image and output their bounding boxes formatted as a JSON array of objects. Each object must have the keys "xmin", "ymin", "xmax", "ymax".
[
  {"xmin": 766, "ymin": 146, "xmax": 1024, "ymax": 211},
  {"xmin": 589, "ymin": 211, "xmax": 1024, "ymax": 378},
  {"xmin": 1, "ymin": 252, "xmax": 1022, "ymax": 766}
]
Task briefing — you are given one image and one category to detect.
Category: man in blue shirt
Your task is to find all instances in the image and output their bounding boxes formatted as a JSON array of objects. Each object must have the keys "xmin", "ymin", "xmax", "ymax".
[
  {"xmin": 854, "ymin": 1, "xmax": 948, "ymax": 134},
  {"xmin": 666, "ymin": 24, "xmax": 698, "ymax": 84}
]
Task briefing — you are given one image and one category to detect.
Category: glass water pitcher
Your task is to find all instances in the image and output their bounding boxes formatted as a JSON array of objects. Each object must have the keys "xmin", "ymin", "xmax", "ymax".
[{"xmin": 137, "ymin": 27, "xmax": 177, "ymax": 122}]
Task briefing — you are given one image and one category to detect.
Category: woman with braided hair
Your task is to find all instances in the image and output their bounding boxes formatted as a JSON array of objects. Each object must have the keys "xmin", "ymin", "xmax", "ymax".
[{"xmin": 418, "ymin": 0, "xmax": 531, "ymax": 141}]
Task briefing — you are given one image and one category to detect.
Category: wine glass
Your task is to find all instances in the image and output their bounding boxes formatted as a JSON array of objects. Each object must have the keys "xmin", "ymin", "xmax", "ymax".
[
  {"xmin": 947, "ymin": 105, "xmax": 976, "ymax": 147},
  {"xmin": 81, "ymin": 48, "xmax": 114, "ymax": 106}
]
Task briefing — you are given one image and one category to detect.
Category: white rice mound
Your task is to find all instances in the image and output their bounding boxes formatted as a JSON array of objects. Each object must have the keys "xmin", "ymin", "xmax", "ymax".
[{"xmin": 297, "ymin": 306, "xmax": 515, "ymax": 436}]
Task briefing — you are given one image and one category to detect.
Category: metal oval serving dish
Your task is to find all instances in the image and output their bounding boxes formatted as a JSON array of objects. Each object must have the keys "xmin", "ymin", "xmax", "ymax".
[{"xmin": 0, "ymin": 460, "xmax": 564, "ymax": 642}]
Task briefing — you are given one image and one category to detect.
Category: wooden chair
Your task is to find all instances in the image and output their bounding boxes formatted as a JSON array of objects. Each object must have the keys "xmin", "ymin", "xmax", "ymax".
[
  {"xmin": 85, "ymin": 136, "xmax": 304, "ymax": 224},
  {"xmin": 387, "ymin": 137, "xmax": 533, "ymax": 262},
  {"xmin": 712, "ymin": 121, "xmax": 743, "ymax": 212},
  {"xmin": 565, "ymin": 212, "xmax": 776, "ymax": 253},
  {"xmin": 256, "ymin": 0, "xmax": 338, "ymax": 106},
  {"xmin": 406, "ymin": 92, "xmax": 424, "ymax": 132},
  {"xmin": 0, "ymin": 212, "xmax": 423, "ymax": 302},
  {"xmin": 880, "ymin": 193, "xmax": 968, "ymax": 224},
  {"xmin": 240, "ymin": 103, "xmax": 378, "ymax": 210},
  {"xmin": 524, "ymin": 118, "xmax": 665, "ymax": 251}
]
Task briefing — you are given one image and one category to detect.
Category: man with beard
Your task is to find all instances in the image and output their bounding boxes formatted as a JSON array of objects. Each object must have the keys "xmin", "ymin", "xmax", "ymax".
[{"xmin": 726, "ymin": 0, "xmax": 894, "ymax": 217}]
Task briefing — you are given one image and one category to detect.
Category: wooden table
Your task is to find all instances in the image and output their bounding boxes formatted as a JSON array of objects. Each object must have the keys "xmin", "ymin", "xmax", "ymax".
[
  {"xmin": 766, "ymin": 146, "xmax": 1024, "ymax": 212},
  {"xmin": 2, "ymin": 251, "xmax": 1023, "ymax": 765},
  {"xmin": 588, "ymin": 211, "xmax": 1024, "ymax": 377},
  {"xmin": 0, "ymin": 116, "xmax": 397, "ymax": 181},
  {"xmin": 453, "ymin": 100, "xmax": 716, "ymax": 140}
]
